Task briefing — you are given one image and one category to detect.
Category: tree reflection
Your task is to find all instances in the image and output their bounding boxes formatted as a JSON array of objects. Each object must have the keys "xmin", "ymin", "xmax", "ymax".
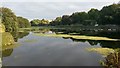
[
  {"xmin": 70, "ymin": 38, "xmax": 86, "ymax": 42},
  {"xmin": 34, "ymin": 28, "xmax": 120, "ymax": 49},
  {"xmin": 10, "ymin": 31, "xmax": 29, "ymax": 42},
  {"xmin": 51, "ymin": 28, "xmax": 120, "ymax": 39},
  {"xmin": 2, "ymin": 49, "xmax": 13, "ymax": 57},
  {"xmin": 1, "ymin": 32, "xmax": 14, "ymax": 58},
  {"xmin": 65, "ymin": 37, "xmax": 120, "ymax": 48},
  {"xmin": 33, "ymin": 28, "xmax": 50, "ymax": 33},
  {"xmin": 1, "ymin": 31, "xmax": 29, "ymax": 57},
  {"xmin": 87, "ymin": 40, "xmax": 98, "ymax": 46},
  {"xmin": 99, "ymin": 41, "xmax": 120, "ymax": 48}
]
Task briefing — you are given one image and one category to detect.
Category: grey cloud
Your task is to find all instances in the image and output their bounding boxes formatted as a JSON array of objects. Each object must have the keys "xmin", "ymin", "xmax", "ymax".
[
  {"xmin": 2, "ymin": 0, "xmax": 120, "ymax": 2},
  {"xmin": 3, "ymin": 2, "xmax": 114, "ymax": 20}
]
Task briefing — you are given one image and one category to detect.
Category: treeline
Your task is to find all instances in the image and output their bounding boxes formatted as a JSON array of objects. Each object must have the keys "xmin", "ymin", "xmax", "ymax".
[
  {"xmin": 50, "ymin": 4, "xmax": 120, "ymax": 26},
  {"xmin": 0, "ymin": 7, "xmax": 31, "ymax": 32},
  {"xmin": 1, "ymin": 3, "xmax": 120, "ymax": 30},
  {"xmin": 30, "ymin": 3, "xmax": 120, "ymax": 26}
]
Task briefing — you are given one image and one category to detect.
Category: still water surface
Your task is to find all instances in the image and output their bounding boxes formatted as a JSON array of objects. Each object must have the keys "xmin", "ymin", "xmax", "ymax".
[{"xmin": 2, "ymin": 32, "xmax": 105, "ymax": 66}]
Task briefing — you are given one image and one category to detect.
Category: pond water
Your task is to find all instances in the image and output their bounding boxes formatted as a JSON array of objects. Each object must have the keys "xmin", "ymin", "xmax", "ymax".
[{"xmin": 2, "ymin": 28, "xmax": 120, "ymax": 66}]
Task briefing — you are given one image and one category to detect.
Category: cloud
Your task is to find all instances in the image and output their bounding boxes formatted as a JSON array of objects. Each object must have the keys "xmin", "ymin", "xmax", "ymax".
[
  {"xmin": 2, "ymin": 2, "xmax": 117, "ymax": 20},
  {"xmin": 1, "ymin": 0, "xmax": 120, "ymax": 2}
]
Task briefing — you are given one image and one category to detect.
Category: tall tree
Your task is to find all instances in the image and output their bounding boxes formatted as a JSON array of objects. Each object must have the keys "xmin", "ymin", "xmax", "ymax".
[
  {"xmin": 61, "ymin": 15, "xmax": 71, "ymax": 25},
  {"xmin": 0, "ymin": 7, "xmax": 18, "ymax": 32},
  {"xmin": 50, "ymin": 17, "xmax": 62, "ymax": 25},
  {"xmin": 100, "ymin": 4, "xmax": 120, "ymax": 25},
  {"xmin": 88, "ymin": 8, "xmax": 100, "ymax": 22},
  {"xmin": 71, "ymin": 12, "xmax": 89, "ymax": 24},
  {"xmin": 17, "ymin": 17, "xmax": 31, "ymax": 28}
]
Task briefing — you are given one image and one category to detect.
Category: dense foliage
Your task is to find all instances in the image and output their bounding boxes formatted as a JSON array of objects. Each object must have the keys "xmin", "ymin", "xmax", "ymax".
[
  {"xmin": 0, "ymin": 7, "xmax": 31, "ymax": 32},
  {"xmin": 50, "ymin": 17, "xmax": 62, "ymax": 26},
  {"xmin": 99, "ymin": 4, "xmax": 120, "ymax": 25},
  {"xmin": 102, "ymin": 49, "xmax": 120, "ymax": 68},
  {"xmin": 1, "ymin": 3, "xmax": 120, "ymax": 29},
  {"xmin": 17, "ymin": 17, "xmax": 31, "ymax": 28},
  {"xmin": 0, "ymin": 7, "xmax": 18, "ymax": 32},
  {"xmin": 49, "ymin": 4, "xmax": 120, "ymax": 26},
  {"xmin": 30, "ymin": 19, "xmax": 49, "ymax": 26},
  {"xmin": 0, "ymin": 23, "xmax": 5, "ymax": 32},
  {"xmin": 1, "ymin": 32, "xmax": 15, "ymax": 47}
]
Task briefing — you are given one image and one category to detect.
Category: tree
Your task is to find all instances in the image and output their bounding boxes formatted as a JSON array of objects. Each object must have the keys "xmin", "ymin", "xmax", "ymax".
[
  {"xmin": 83, "ymin": 20, "xmax": 97, "ymax": 26},
  {"xmin": 112, "ymin": 4, "xmax": 120, "ymax": 25},
  {"xmin": 70, "ymin": 12, "xmax": 89, "ymax": 25},
  {"xmin": 30, "ymin": 19, "xmax": 41, "ymax": 26},
  {"xmin": 43, "ymin": 3, "xmax": 120, "ymax": 26},
  {"xmin": 17, "ymin": 17, "xmax": 31, "ymax": 28},
  {"xmin": 50, "ymin": 17, "xmax": 62, "ymax": 25},
  {"xmin": 30, "ymin": 19, "xmax": 49, "ymax": 26},
  {"xmin": 61, "ymin": 15, "xmax": 71, "ymax": 25},
  {"xmin": 40, "ymin": 19, "xmax": 49, "ymax": 25},
  {"xmin": 88, "ymin": 8, "xmax": 100, "ymax": 22},
  {"xmin": 0, "ymin": 7, "xmax": 18, "ymax": 32},
  {"xmin": 99, "ymin": 4, "xmax": 120, "ymax": 25},
  {"xmin": 0, "ymin": 23, "xmax": 5, "ymax": 32}
]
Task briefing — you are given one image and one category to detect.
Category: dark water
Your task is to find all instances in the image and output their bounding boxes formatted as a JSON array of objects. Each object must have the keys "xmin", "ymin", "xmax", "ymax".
[{"xmin": 2, "ymin": 29, "xmax": 120, "ymax": 66}]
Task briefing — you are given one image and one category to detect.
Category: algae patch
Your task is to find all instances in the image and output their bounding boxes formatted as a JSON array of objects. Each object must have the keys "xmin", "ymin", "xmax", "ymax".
[
  {"xmin": 87, "ymin": 48, "xmax": 115, "ymax": 57},
  {"xmin": 35, "ymin": 33, "xmax": 119, "ymax": 41}
]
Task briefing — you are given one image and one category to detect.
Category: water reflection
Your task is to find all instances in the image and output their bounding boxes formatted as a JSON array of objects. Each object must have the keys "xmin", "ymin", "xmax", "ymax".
[
  {"xmin": 69, "ymin": 38, "xmax": 120, "ymax": 48},
  {"xmin": 10, "ymin": 31, "xmax": 29, "ymax": 42},
  {"xmin": 2, "ymin": 32, "xmax": 103, "ymax": 66},
  {"xmin": 2, "ymin": 31, "xmax": 29, "ymax": 58},
  {"xmin": 100, "ymin": 41, "xmax": 120, "ymax": 48},
  {"xmin": 50, "ymin": 29, "xmax": 120, "ymax": 49},
  {"xmin": 31, "ymin": 28, "xmax": 120, "ymax": 49},
  {"xmin": 50, "ymin": 29, "xmax": 120, "ymax": 39},
  {"xmin": 3, "ymin": 28, "xmax": 120, "ymax": 57},
  {"xmin": 2, "ymin": 49, "xmax": 13, "ymax": 57},
  {"xmin": 2, "ymin": 28, "xmax": 120, "ymax": 66}
]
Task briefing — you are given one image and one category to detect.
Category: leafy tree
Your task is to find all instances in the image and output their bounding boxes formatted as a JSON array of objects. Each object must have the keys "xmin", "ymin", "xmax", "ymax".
[
  {"xmin": 55, "ymin": 17, "xmax": 62, "ymax": 22},
  {"xmin": 50, "ymin": 3, "xmax": 120, "ymax": 26},
  {"xmin": 61, "ymin": 15, "xmax": 71, "ymax": 25},
  {"xmin": 0, "ymin": 7, "xmax": 18, "ymax": 32},
  {"xmin": 112, "ymin": 4, "xmax": 120, "ymax": 25},
  {"xmin": 40, "ymin": 19, "xmax": 49, "ymax": 25},
  {"xmin": 30, "ymin": 19, "xmax": 41, "ymax": 26},
  {"xmin": 30, "ymin": 19, "xmax": 49, "ymax": 26},
  {"xmin": 83, "ymin": 20, "xmax": 97, "ymax": 26},
  {"xmin": 50, "ymin": 17, "xmax": 62, "ymax": 25},
  {"xmin": 17, "ymin": 17, "xmax": 31, "ymax": 28},
  {"xmin": 2, "ymin": 32, "xmax": 15, "ymax": 47},
  {"xmin": 70, "ymin": 12, "xmax": 89, "ymax": 25},
  {"xmin": 88, "ymin": 8, "xmax": 100, "ymax": 22},
  {"xmin": 100, "ymin": 4, "xmax": 120, "ymax": 25},
  {"xmin": 0, "ymin": 23, "xmax": 5, "ymax": 32}
]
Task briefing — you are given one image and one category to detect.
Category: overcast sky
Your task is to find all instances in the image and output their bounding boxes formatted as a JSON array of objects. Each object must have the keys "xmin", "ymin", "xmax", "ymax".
[{"xmin": 2, "ymin": 0, "xmax": 119, "ymax": 20}]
